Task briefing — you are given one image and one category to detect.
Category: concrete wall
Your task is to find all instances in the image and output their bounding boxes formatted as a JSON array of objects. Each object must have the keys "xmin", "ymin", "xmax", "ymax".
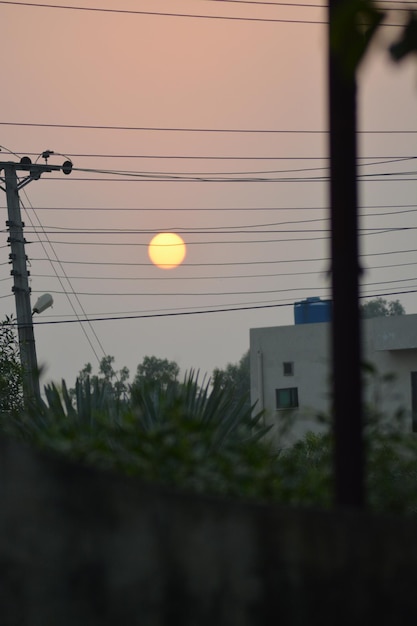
[
  {"xmin": 250, "ymin": 314, "xmax": 417, "ymax": 443},
  {"xmin": 3, "ymin": 436, "xmax": 417, "ymax": 625}
]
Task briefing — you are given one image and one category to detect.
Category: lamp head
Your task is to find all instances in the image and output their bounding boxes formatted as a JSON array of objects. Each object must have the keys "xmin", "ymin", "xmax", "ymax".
[{"xmin": 33, "ymin": 293, "xmax": 53, "ymax": 315}]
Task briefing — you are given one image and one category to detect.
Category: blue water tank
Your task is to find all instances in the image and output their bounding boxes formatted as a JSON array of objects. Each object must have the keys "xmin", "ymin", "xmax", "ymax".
[{"xmin": 294, "ymin": 297, "xmax": 332, "ymax": 324}]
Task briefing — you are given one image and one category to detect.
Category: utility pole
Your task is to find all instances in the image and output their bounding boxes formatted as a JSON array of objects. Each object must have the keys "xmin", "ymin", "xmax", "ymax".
[
  {"xmin": 328, "ymin": 1, "xmax": 364, "ymax": 508},
  {"xmin": 0, "ymin": 154, "xmax": 73, "ymax": 406}
]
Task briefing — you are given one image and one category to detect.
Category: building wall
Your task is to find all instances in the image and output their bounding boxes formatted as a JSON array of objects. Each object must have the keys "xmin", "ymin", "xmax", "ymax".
[
  {"xmin": 251, "ymin": 322, "xmax": 331, "ymax": 445},
  {"xmin": 250, "ymin": 314, "xmax": 417, "ymax": 445}
]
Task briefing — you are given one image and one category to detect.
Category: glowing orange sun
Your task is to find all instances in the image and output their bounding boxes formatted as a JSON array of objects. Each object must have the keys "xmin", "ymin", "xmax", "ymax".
[{"xmin": 148, "ymin": 232, "xmax": 187, "ymax": 269}]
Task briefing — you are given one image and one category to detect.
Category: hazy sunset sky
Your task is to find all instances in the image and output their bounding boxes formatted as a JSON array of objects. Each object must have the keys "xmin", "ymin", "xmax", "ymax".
[{"xmin": 0, "ymin": 0, "xmax": 416, "ymax": 386}]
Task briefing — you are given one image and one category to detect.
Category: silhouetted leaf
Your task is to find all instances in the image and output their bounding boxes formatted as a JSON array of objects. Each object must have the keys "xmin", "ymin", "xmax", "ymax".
[
  {"xmin": 390, "ymin": 13, "xmax": 417, "ymax": 62},
  {"xmin": 330, "ymin": 0, "xmax": 385, "ymax": 75}
]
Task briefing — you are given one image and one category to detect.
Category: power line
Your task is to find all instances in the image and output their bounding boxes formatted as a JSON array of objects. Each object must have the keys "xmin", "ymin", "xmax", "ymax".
[
  {"xmin": 26, "ymin": 302, "xmax": 308, "ymax": 325},
  {"xmin": 202, "ymin": 0, "xmax": 416, "ymax": 7},
  {"xmin": 27, "ymin": 248, "xmax": 417, "ymax": 270},
  {"xmin": 30, "ymin": 256, "xmax": 328, "ymax": 267},
  {"xmin": 190, "ymin": 0, "xmax": 327, "ymax": 6},
  {"xmin": 28, "ymin": 236, "xmax": 332, "ymax": 246},
  {"xmin": 24, "ymin": 221, "xmax": 331, "ymax": 233},
  {"xmin": 59, "ymin": 156, "xmax": 415, "ymax": 177},
  {"xmin": 19, "ymin": 167, "xmax": 416, "ymax": 185},
  {"xmin": 0, "ymin": 1, "xmax": 329, "ymax": 23},
  {"xmin": 24, "ymin": 216, "xmax": 332, "ymax": 230},
  {"xmin": 70, "ymin": 165, "xmax": 417, "ymax": 179},
  {"xmin": 32, "ymin": 279, "xmax": 413, "ymax": 322},
  {"xmin": 19, "ymin": 225, "xmax": 417, "ymax": 236},
  {"xmin": 8, "ymin": 152, "xmax": 417, "ymax": 161},
  {"xmin": 32, "ymin": 274, "xmax": 417, "ymax": 300},
  {"xmin": 29, "ymin": 274, "xmax": 417, "ymax": 299},
  {"xmin": 4, "ymin": 203, "xmax": 415, "ymax": 212},
  {"xmin": 30, "ymin": 268, "xmax": 327, "ymax": 282},
  {"xmin": 0, "ymin": 0, "xmax": 407, "ymax": 25},
  {"xmin": 1, "ymin": 120, "xmax": 416, "ymax": 133},
  {"xmin": 32, "ymin": 286, "xmax": 331, "ymax": 297},
  {"xmin": 9, "ymin": 155, "xmax": 417, "ymax": 181},
  {"xmin": 27, "ymin": 259, "xmax": 417, "ymax": 283},
  {"xmin": 17, "ymin": 220, "xmax": 417, "ymax": 235},
  {"xmin": 28, "ymin": 176, "xmax": 417, "ymax": 185},
  {"xmin": 22, "ymin": 231, "xmax": 414, "ymax": 249},
  {"xmin": 21, "ymin": 193, "xmax": 109, "ymax": 365},
  {"xmin": 37, "ymin": 296, "xmax": 307, "ymax": 320},
  {"xmin": 5, "ymin": 288, "xmax": 415, "ymax": 327}
]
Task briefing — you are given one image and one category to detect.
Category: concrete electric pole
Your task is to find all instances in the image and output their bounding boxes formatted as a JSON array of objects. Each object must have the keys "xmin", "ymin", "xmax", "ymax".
[{"xmin": 0, "ymin": 154, "xmax": 73, "ymax": 405}]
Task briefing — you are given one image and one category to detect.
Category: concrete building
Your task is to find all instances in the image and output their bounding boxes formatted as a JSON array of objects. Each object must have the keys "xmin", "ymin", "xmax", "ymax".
[{"xmin": 250, "ymin": 304, "xmax": 417, "ymax": 445}]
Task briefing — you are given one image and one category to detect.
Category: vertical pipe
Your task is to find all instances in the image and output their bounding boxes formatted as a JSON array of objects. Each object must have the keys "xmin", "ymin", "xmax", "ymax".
[{"xmin": 257, "ymin": 350, "xmax": 264, "ymax": 413}]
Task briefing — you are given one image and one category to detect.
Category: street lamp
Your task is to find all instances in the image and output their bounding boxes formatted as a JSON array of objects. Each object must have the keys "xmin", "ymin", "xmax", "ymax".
[{"xmin": 32, "ymin": 293, "xmax": 53, "ymax": 316}]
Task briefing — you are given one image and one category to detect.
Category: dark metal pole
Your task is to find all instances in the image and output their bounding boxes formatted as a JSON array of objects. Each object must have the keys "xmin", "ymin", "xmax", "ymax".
[{"xmin": 328, "ymin": 0, "xmax": 364, "ymax": 508}]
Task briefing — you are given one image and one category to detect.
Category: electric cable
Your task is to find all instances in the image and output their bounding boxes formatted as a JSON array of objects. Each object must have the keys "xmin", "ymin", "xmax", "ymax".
[
  {"xmin": 23, "ymin": 227, "xmax": 414, "ymax": 247},
  {"xmin": 28, "ymin": 155, "xmax": 410, "ymax": 178},
  {"xmin": 27, "ymin": 247, "xmax": 417, "ymax": 269},
  {"xmin": 8, "ymin": 152, "xmax": 417, "ymax": 161},
  {"xmin": 32, "ymin": 286, "xmax": 330, "ymax": 297},
  {"xmin": 19, "ymin": 224, "xmax": 416, "ymax": 235},
  {"xmin": 24, "ymin": 216, "xmax": 333, "ymax": 231},
  {"xmin": 3, "ymin": 203, "xmax": 415, "ymax": 212},
  {"xmin": 28, "ymin": 259, "xmax": 417, "ymax": 283},
  {"xmin": 197, "ymin": 0, "xmax": 412, "ymax": 7},
  {"xmin": 1, "ymin": 120, "xmax": 415, "ymax": 133},
  {"xmin": 0, "ymin": 0, "xmax": 408, "ymax": 26},
  {"xmin": 30, "ymin": 273, "xmax": 417, "ymax": 299},
  {"xmin": 20, "ymin": 191, "xmax": 107, "ymax": 365},
  {"xmin": 30, "ymin": 268, "xmax": 327, "ymax": 281},
  {"xmin": 4, "ymin": 288, "xmax": 415, "ymax": 327},
  {"xmin": 0, "ymin": 1, "xmax": 330, "ymax": 24}
]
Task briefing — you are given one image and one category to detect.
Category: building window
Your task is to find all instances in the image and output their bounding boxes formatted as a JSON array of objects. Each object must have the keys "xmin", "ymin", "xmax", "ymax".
[
  {"xmin": 276, "ymin": 387, "xmax": 299, "ymax": 410},
  {"xmin": 283, "ymin": 361, "xmax": 294, "ymax": 376}
]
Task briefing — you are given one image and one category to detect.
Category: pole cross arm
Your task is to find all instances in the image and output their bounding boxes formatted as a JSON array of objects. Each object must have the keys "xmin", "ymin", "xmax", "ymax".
[{"xmin": 0, "ymin": 156, "xmax": 73, "ymax": 176}]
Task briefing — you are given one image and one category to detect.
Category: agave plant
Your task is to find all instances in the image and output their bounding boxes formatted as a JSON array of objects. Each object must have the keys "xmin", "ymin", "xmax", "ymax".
[
  {"xmin": 131, "ymin": 369, "xmax": 269, "ymax": 448},
  {"xmin": 0, "ymin": 370, "xmax": 284, "ymax": 498},
  {"xmin": 0, "ymin": 376, "xmax": 123, "ymax": 456}
]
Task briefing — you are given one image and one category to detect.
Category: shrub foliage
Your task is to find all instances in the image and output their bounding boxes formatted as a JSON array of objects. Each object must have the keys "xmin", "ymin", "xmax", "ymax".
[{"xmin": 1, "ymin": 364, "xmax": 417, "ymax": 514}]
